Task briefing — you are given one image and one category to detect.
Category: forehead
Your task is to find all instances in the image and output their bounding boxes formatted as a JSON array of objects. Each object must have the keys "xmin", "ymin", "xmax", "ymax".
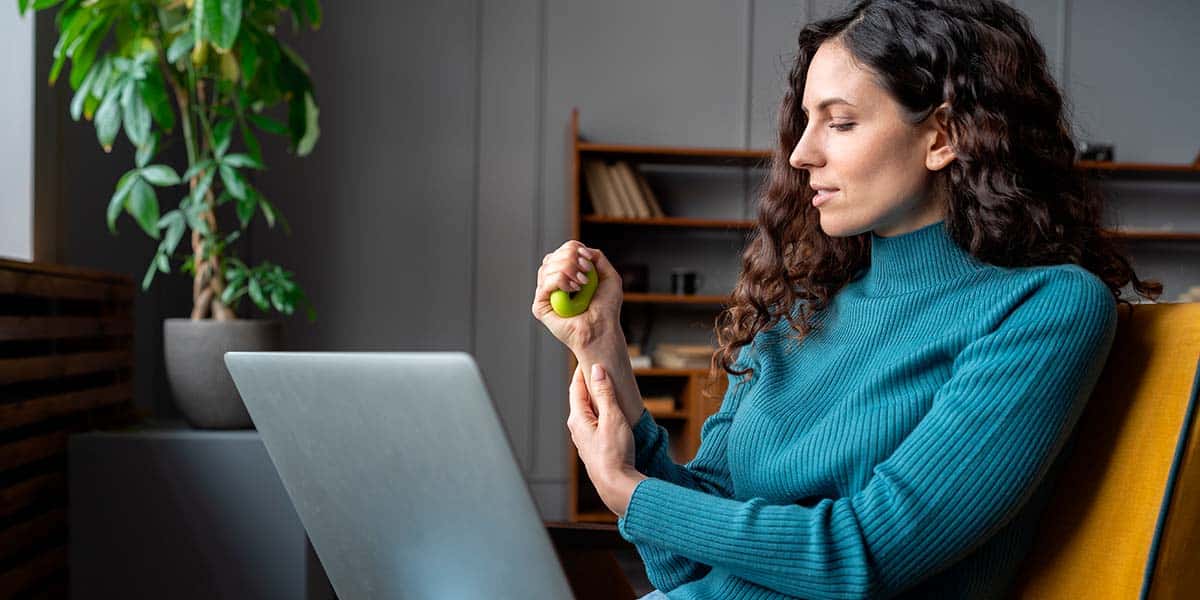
[{"xmin": 801, "ymin": 41, "xmax": 876, "ymax": 111}]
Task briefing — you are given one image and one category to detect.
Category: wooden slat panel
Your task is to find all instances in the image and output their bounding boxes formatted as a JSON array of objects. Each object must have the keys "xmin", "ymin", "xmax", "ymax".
[
  {"xmin": 0, "ymin": 260, "xmax": 134, "ymax": 600},
  {"xmin": 0, "ymin": 258, "xmax": 130, "ymax": 286},
  {"xmin": 0, "ymin": 474, "xmax": 64, "ymax": 519},
  {"xmin": 0, "ymin": 316, "xmax": 133, "ymax": 342},
  {"xmin": 0, "ymin": 509, "xmax": 65, "ymax": 563},
  {"xmin": 0, "ymin": 269, "xmax": 133, "ymax": 303},
  {"xmin": 0, "ymin": 383, "xmax": 132, "ymax": 431},
  {"xmin": 0, "ymin": 433, "xmax": 68, "ymax": 472},
  {"xmin": 0, "ymin": 546, "xmax": 65, "ymax": 597},
  {"xmin": 0, "ymin": 351, "xmax": 132, "ymax": 386}
]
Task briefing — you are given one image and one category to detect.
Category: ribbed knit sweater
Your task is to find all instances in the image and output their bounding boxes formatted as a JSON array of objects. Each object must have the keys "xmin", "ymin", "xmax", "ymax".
[{"xmin": 617, "ymin": 219, "xmax": 1118, "ymax": 599}]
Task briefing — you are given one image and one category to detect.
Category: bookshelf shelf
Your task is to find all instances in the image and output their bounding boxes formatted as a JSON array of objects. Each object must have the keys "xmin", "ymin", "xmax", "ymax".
[
  {"xmin": 582, "ymin": 214, "xmax": 754, "ymax": 230},
  {"xmin": 623, "ymin": 292, "xmax": 731, "ymax": 305},
  {"xmin": 578, "ymin": 141, "xmax": 771, "ymax": 167}
]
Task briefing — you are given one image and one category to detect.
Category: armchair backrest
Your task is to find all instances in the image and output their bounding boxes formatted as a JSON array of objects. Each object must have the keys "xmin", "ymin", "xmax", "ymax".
[{"xmin": 1013, "ymin": 302, "xmax": 1200, "ymax": 599}]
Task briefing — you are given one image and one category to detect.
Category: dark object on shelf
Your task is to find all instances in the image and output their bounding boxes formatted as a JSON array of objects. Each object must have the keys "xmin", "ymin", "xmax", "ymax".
[
  {"xmin": 1076, "ymin": 141, "xmax": 1114, "ymax": 162},
  {"xmin": 670, "ymin": 269, "xmax": 705, "ymax": 295},
  {"xmin": 617, "ymin": 263, "xmax": 648, "ymax": 292}
]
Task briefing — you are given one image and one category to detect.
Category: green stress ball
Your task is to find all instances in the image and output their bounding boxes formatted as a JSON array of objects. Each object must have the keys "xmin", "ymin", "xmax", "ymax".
[{"xmin": 550, "ymin": 267, "xmax": 598, "ymax": 318}]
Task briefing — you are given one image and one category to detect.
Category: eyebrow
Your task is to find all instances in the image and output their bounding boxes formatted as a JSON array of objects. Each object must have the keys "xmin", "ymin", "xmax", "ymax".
[{"xmin": 801, "ymin": 97, "xmax": 856, "ymax": 114}]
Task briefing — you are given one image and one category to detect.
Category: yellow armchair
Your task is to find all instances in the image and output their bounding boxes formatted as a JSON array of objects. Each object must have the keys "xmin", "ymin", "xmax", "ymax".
[{"xmin": 1014, "ymin": 302, "xmax": 1200, "ymax": 599}]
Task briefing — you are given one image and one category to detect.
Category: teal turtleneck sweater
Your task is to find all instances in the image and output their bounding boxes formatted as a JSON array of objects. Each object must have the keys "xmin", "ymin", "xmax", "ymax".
[{"xmin": 617, "ymin": 220, "xmax": 1118, "ymax": 599}]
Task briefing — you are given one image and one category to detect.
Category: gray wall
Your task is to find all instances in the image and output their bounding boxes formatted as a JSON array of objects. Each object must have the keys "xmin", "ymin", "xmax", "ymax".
[
  {"xmin": 1, "ymin": 8, "xmax": 33, "ymax": 261},
  {"xmin": 38, "ymin": 0, "xmax": 1200, "ymax": 519}
]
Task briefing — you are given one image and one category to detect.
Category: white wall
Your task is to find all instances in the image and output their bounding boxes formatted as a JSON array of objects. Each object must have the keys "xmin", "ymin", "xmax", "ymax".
[{"xmin": 0, "ymin": 8, "xmax": 33, "ymax": 261}]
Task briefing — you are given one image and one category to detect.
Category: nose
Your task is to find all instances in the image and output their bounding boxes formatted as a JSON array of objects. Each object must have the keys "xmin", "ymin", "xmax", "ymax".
[{"xmin": 789, "ymin": 121, "xmax": 822, "ymax": 171}]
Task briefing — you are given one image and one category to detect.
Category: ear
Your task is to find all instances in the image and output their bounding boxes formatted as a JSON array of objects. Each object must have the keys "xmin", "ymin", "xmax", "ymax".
[{"xmin": 924, "ymin": 101, "xmax": 956, "ymax": 172}]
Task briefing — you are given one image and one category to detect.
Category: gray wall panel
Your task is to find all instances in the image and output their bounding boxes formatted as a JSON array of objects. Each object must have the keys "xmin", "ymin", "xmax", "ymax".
[
  {"xmin": 250, "ymin": 0, "xmax": 480, "ymax": 353},
  {"xmin": 1066, "ymin": 0, "xmax": 1200, "ymax": 163},
  {"xmin": 477, "ymin": 0, "xmax": 543, "ymax": 475}
]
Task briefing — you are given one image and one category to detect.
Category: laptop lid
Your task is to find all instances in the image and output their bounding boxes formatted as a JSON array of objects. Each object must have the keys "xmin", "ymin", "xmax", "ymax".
[{"xmin": 223, "ymin": 351, "xmax": 574, "ymax": 599}]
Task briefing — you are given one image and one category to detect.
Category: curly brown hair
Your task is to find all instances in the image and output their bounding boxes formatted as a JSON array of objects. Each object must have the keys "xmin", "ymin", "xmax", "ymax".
[{"xmin": 704, "ymin": 0, "xmax": 1162, "ymax": 400}]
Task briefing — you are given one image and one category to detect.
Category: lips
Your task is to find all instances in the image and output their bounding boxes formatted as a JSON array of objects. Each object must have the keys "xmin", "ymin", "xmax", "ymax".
[{"xmin": 812, "ymin": 187, "xmax": 838, "ymax": 207}]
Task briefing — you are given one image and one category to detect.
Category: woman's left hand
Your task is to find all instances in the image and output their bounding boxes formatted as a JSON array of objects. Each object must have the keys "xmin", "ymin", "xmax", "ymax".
[{"xmin": 568, "ymin": 362, "xmax": 648, "ymax": 518}]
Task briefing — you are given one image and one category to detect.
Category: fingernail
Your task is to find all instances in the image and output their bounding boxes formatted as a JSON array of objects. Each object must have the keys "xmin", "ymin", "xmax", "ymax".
[
  {"xmin": 576, "ymin": 272, "xmax": 589, "ymax": 284},
  {"xmin": 592, "ymin": 364, "xmax": 605, "ymax": 381},
  {"xmin": 569, "ymin": 281, "xmax": 580, "ymax": 291},
  {"xmin": 580, "ymin": 248, "xmax": 592, "ymax": 259},
  {"xmin": 577, "ymin": 256, "xmax": 591, "ymax": 271}
]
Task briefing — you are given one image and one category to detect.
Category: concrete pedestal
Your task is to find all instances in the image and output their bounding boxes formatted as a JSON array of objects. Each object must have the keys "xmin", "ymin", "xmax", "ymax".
[{"xmin": 69, "ymin": 427, "xmax": 335, "ymax": 599}]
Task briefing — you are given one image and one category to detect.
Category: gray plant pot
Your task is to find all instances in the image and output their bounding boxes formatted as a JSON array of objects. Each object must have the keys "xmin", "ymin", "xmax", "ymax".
[{"xmin": 163, "ymin": 318, "xmax": 283, "ymax": 429}]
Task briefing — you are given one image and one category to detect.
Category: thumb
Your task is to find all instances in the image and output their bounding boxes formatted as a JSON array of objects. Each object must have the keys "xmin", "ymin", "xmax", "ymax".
[{"xmin": 589, "ymin": 363, "xmax": 618, "ymax": 421}]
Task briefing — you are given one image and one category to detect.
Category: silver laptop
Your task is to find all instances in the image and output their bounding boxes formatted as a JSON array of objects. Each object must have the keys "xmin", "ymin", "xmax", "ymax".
[{"xmin": 223, "ymin": 351, "xmax": 575, "ymax": 599}]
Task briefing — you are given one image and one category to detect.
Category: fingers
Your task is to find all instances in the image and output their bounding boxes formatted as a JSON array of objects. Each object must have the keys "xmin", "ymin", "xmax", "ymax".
[
  {"xmin": 588, "ymin": 363, "xmax": 619, "ymax": 425},
  {"xmin": 567, "ymin": 363, "xmax": 597, "ymax": 427},
  {"xmin": 533, "ymin": 242, "xmax": 597, "ymax": 318}
]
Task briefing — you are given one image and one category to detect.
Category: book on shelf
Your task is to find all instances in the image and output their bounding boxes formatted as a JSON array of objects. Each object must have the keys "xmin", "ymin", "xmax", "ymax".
[
  {"xmin": 607, "ymin": 161, "xmax": 638, "ymax": 217},
  {"xmin": 583, "ymin": 159, "xmax": 620, "ymax": 217},
  {"xmin": 642, "ymin": 395, "xmax": 676, "ymax": 413},
  {"xmin": 581, "ymin": 159, "xmax": 666, "ymax": 218},
  {"xmin": 634, "ymin": 168, "xmax": 665, "ymax": 218},
  {"xmin": 614, "ymin": 161, "xmax": 651, "ymax": 218},
  {"xmin": 652, "ymin": 343, "xmax": 716, "ymax": 370}
]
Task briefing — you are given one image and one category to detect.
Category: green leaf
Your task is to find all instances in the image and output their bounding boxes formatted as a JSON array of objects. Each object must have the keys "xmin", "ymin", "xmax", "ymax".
[
  {"xmin": 254, "ymin": 189, "xmax": 277, "ymax": 228},
  {"xmin": 183, "ymin": 199, "xmax": 211, "ymax": 235},
  {"xmin": 212, "ymin": 119, "xmax": 233, "ymax": 157},
  {"xmin": 107, "ymin": 169, "xmax": 140, "ymax": 233},
  {"xmin": 291, "ymin": 91, "xmax": 319, "ymax": 156},
  {"xmin": 238, "ymin": 29, "xmax": 259, "ymax": 84},
  {"xmin": 140, "ymin": 70, "xmax": 175, "ymax": 133},
  {"xmin": 141, "ymin": 164, "xmax": 182, "ymax": 186},
  {"xmin": 248, "ymin": 276, "xmax": 267, "ymax": 310},
  {"xmin": 70, "ymin": 60, "xmax": 101, "ymax": 121},
  {"xmin": 157, "ymin": 252, "xmax": 170, "ymax": 273},
  {"xmin": 196, "ymin": 0, "xmax": 242, "ymax": 50},
  {"xmin": 68, "ymin": 16, "xmax": 110, "ymax": 90},
  {"xmin": 303, "ymin": 0, "xmax": 322, "ymax": 28},
  {"xmin": 240, "ymin": 121, "xmax": 263, "ymax": 166},
  {"xmin": 142, "ymin": 259, "xmax": 158, "ymax": 291},
  {"xmin": 135, "ymin": 132, "xmax": 158, "ymax": 168},
  {"xmin": 121, "ymin": 79, "xmax": 150, "ymax": 148},
  {"xmin": 167, "ymin": 31, "xmax": 194, "ymax": 64},
  {"xmin": 219, "ymin": 163, "xmax": 246, "ymax": 199},
  {"xmin": 235, "ymin": 189, "xmax": 257, "ymax": 227},
  {"xmin": 128, "ymin": 178, "xmax": 161, "ymax": 239},
  {"xmin": 247, "ymin": 112, "xmax": 288, "ymax": 135},
  {"xmin": 222, "ymin": 153, "xmax": 262, "ymax": 169},
  {"xmin": 94, "ymin": 84, "xmax": 122, "ymax": 151},
  {"xmin": 191, "ymin": 167, "xmax": 217, "ymax": 204},
  {"xmin": 158, "ymin": 210, "xmax": 186, "ymax": 256},
  {"xmin": 182, "ymin": 159, "xmax": 215, "ymax": 182}
]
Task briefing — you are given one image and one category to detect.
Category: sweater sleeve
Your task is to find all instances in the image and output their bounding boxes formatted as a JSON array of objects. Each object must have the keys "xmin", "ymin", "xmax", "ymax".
[
  {"xmin": 627, "ymin": 344, "xmax": 760, "ymax": 591},
  {"xmin": 617, "ymin": 272, "xmax": 1118, "ymax": 599}
]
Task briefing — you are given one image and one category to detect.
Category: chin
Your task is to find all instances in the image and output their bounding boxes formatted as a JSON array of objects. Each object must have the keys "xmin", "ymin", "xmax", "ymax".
[{"xmin": 816, "ymin": 212, "xmax": 870, "ymax": 238}]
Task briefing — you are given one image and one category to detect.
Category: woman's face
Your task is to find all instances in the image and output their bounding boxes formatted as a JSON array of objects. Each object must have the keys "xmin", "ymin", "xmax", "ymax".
[{"xmin": 789, "ymin": 39, "xmax": 956, "ymax": 238}]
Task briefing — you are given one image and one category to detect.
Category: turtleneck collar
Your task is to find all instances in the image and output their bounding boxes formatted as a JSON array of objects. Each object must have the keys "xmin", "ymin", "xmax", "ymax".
[{"xmin": 856, "ymin": 220, "xmax": 988, "ymax": 297}]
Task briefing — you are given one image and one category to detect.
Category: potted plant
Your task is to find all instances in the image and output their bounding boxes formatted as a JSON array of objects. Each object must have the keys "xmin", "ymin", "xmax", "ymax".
[{"xmin": 21, "ymin": 0, "xmax": 322, "ymax": 429}]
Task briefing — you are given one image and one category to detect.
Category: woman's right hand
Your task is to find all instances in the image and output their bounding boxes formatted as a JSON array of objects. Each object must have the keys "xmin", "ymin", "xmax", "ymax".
[{"xmin": 531, "ymin": 240, "xmax": 624, "ymax": 354}]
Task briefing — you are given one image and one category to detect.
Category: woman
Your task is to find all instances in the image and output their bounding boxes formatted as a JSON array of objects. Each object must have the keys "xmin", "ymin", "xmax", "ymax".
[{"xmin": 532, "ymin": 1, "xmax": 1161, "ymax": 598}]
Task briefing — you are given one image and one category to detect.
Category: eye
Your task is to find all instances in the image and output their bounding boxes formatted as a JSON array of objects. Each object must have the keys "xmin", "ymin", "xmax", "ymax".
[{"xmin": 829, "ymin": 122, "xmax": 856, "ymax": 131}]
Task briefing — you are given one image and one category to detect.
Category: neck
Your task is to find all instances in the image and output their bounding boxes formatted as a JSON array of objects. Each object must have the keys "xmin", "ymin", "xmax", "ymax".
[{"xmin": 857, "ymin": 220, "xmax": 987, "ymax": 297}]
